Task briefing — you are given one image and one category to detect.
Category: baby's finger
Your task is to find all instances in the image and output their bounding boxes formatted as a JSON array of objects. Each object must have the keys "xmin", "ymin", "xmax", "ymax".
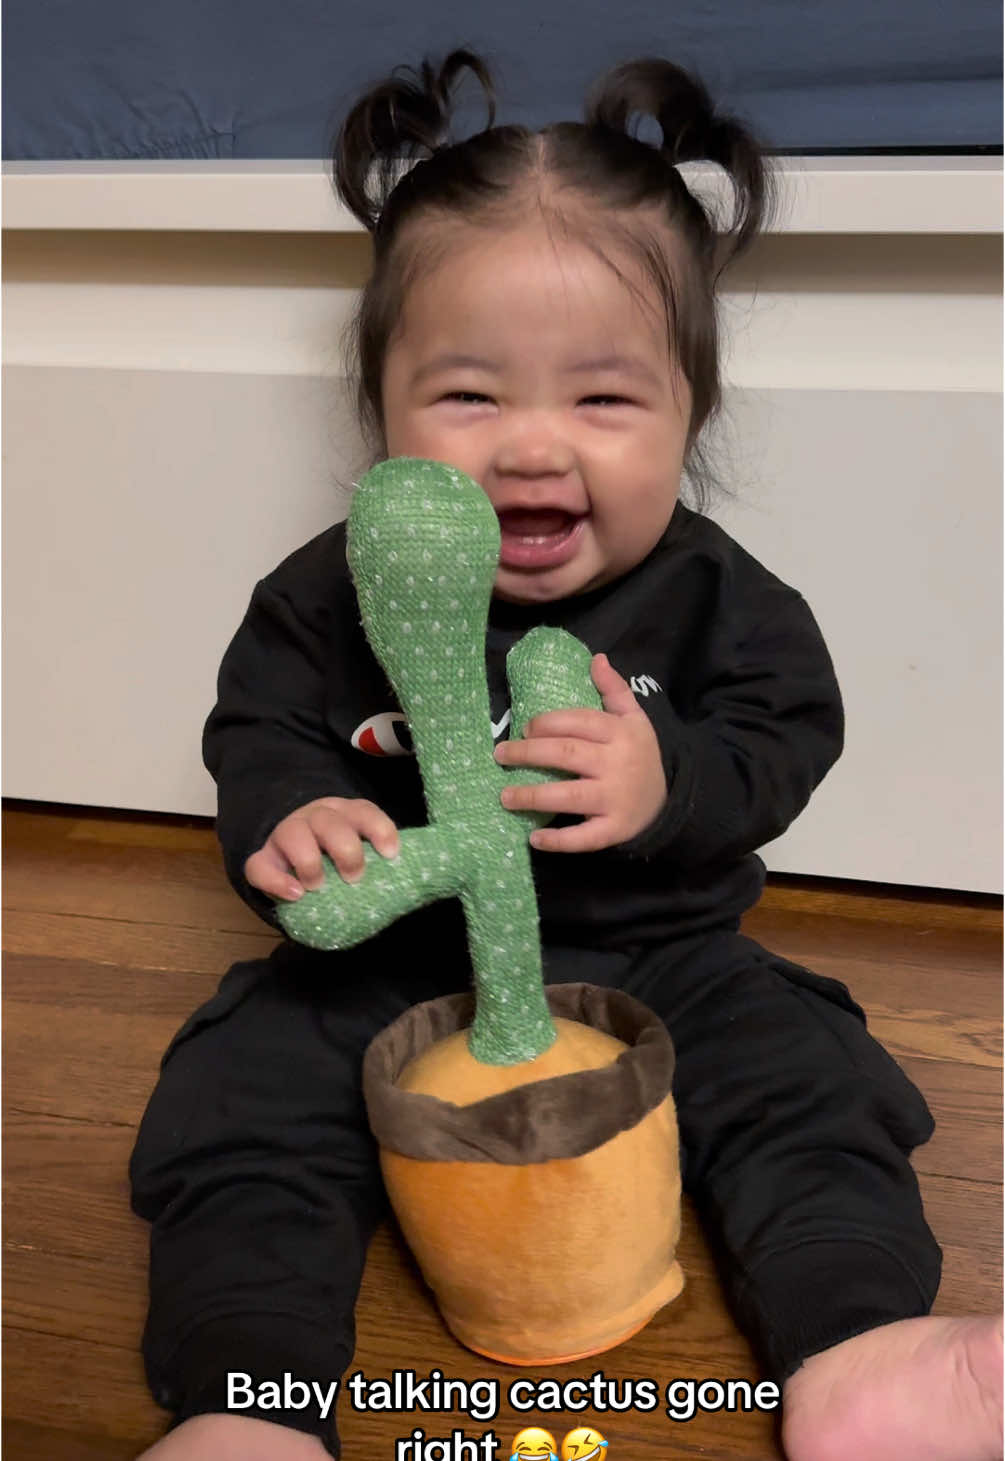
[
  {"xmin": 335, "ymin": 800, "xmax": 401, "ymax": 860},
  {"xmin": 270, "ymin": 819, "xmax": 331, "ymax": 892},
  {"xmin": 244, "ymin": 842, "xmax": 306, "ymax": 901},
  {"xmin": 496, "ymin": 735, "xmax": 603, "ymax": 777},
  {"xmin": 300, "ymin": 821, "xmax": 371, "ymax": 886},
  {"xmin": 515, "ymin": 708, "xmax": 613, "ymax": 742},
  {"xmin": 529, "ymin": 816, "xmax": 617, "ymax": 854},
  {"xmin": 500, "ymin": 776, "xmax": 603, "ymax": 818}
]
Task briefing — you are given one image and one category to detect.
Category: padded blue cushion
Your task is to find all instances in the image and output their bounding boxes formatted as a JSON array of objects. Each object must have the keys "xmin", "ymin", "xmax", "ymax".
[{"xmin": 3, "ymin": 0, "xmax": 1001, "ymax": 160}]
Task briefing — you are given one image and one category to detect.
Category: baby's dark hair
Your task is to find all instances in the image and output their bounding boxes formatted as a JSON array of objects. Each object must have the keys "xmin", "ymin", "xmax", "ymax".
[{"xmin": 332, "ymin": 48, "xmax": 775, "ymax": 513}]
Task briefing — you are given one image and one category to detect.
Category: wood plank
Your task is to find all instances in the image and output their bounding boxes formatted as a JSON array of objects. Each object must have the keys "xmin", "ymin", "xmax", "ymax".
[
  {"xmin": 747, "ymin": 877, "xmax": 1001, "ymax": 931},
  {"xmin": 743, "ymin": 905, "xmax": 1002, "ymax": 978},
  {"xmin": 3, "ymin": 1417, "xmax": 159, "ymax": 1461},
  {"xmin": 3, "ymin": 1243, "xmax": 149, "ymax": 1349},
  {"xmin": 901, "ymin": 1055, "xmax": 1002, "ymax": 1183},
  {"xmin": 2, "ymin": 1326, "xmax": 166, "ymax": 1455},
  {"xmin": 4, "ymin": 1114, "xmax": 146, "ymax": 1258},
  {"xmin": 3, "ymin": 910, "xmax": 276, "ymax": 975}
]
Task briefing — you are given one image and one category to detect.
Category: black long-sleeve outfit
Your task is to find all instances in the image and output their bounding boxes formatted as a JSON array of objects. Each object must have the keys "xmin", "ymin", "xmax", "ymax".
[
  {"xmin": 131, "ymin": 501, "xmax": 941, "ymax": 1456},
  {"xmin": 203, "ymin": 503, "xmax": 844, "ymax": 942}
]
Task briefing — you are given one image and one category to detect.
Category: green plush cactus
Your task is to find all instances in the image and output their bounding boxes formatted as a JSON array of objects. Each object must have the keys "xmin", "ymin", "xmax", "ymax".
[{"xmin": 276, "ymin": 458, "xmax": 601, "ymax": 1065}]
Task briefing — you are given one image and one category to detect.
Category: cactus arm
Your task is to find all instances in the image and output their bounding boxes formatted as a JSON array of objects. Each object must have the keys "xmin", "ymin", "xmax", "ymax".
[
  {"xmin": 275, "ymin": 824, "xmax": 464, "ymax": 950},
  {"xmin": 500, "ymin": 626, "xmax": 604, "ymax": 832}
]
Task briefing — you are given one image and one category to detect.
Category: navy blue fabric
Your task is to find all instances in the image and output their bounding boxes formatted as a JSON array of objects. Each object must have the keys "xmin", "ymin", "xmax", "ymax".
[{"xmin": 3, "ymin": 0, "xmax": 1001, "ymax": 160}]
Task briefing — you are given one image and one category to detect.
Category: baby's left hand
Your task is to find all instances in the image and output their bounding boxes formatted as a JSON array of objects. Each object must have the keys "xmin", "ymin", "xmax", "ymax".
[{"xmin": 494, "ymin": 653, "xmax": 667, "ymax": 853}]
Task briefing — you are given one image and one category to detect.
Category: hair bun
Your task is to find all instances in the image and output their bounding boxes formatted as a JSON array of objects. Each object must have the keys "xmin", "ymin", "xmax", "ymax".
[
  {"xmin": 585, "ymin": 56, "xmax": 772, "ymax": 252},
  {"xmin": 333, "ymin": 49, "xmax": 497, "ymax": 234}
]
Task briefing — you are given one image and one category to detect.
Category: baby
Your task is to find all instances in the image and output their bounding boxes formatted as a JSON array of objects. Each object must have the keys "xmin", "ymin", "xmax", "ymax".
[{"xmin": 131, "ymin": 48, "xmax": 1003, "ymax": 1461}]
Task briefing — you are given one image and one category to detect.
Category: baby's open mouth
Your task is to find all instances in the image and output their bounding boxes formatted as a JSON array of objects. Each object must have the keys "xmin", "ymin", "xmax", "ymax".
[
  {"xmin": 498, "ymin": 508, "xmax": 577, "ymax": 542},
  {"xmin": 496, "ymin": 509, "xmax": 586, "ymax": 569}
]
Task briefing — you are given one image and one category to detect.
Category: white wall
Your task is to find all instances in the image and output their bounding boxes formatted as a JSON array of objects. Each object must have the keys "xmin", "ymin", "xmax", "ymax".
[{"xmin": 3, "ymin": 160, "xmax": 1001, "ymax": 891}]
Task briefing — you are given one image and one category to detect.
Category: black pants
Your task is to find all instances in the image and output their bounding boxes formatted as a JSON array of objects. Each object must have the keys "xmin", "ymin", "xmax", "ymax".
[{"xmin": 130, "ymin": 909, "xmax": 942, "ymax": 1457}]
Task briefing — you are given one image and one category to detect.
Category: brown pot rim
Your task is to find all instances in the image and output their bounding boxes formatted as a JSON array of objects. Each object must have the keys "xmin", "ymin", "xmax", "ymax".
[{"xmin": 362, "ymin": 981, "xmax": 675, "ymax": 1164}]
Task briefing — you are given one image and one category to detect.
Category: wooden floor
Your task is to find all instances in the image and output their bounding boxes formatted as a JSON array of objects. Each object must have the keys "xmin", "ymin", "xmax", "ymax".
[{"xmin": 3, "ymin": 801, "xmax": 1002, "ymax": 1461}]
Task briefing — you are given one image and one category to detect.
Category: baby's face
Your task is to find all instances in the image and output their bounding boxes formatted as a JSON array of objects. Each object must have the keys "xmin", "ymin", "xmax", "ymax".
[{"xmin": 380, "ymin": 220, "xmax": 691, "ymax": 605}]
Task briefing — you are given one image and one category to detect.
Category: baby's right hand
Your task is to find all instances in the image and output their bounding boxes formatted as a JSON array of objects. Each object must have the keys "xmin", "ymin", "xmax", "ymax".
[{"xmin": 244, "ymin": 797, "xmax": 401, "ymax": 900}]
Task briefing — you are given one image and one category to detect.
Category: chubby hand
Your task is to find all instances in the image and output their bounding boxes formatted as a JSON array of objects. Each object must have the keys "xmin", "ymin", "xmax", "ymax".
[
  {"xmin": 244, "ymin": 796, "xmax": 401, "ymax": 899},
  {"xmin": 493, "ymin": 653, "xmax": 667, "ymax": 853}
]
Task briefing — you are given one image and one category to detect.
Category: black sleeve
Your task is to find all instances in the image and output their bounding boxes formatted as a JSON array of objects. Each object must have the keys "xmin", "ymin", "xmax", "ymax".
[
  {"xmin": 614, "ymin": 594, "xmax": 844, "ymax": 867},
  {"xmin": 202, "ymin": 571, "xmax": 371, "ymax": 928}
]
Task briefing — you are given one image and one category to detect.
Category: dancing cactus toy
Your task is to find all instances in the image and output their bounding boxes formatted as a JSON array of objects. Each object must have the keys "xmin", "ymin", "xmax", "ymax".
[
  {"xmin": 277, "ymin": 458, "xmax": 684, "ymax": 1363},
  {"xmin": 279, "ymin": 456, "xmax": 599, "ymax": 1063}
]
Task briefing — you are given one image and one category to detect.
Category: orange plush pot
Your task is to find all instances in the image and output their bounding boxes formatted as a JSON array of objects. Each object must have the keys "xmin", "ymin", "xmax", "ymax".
[{"xmin": 363, "ymin": 982, "xmax": 684, "ymax": 1364}]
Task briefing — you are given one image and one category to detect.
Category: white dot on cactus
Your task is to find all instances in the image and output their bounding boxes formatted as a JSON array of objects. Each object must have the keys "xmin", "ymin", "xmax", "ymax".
[
  {"xmin": 389, "ymin": 600, "xmax": 397, "ymax": 610},
  {"xmin": 402, "ymin": 622, "xmax": 411, "ymax": 633},
  {"xmin": 374, "ymin": 574, "xmax": 383, "ymax": 586},
  {"xmin": 407, "ymin": 524, "xmax": 416, "ymax": 536},
  {"xmin": 438, "ymin": 852, "xmax": 449, "ymax": 863},
  {"xmin": 445, "ymin": 738, "xmax": 453, "ymax": 750},
  {"xmin": 450, "ymin": 600, "xmax": 459, "ymax": 610},
  {"xmin": 421, "ymin": 870, "xmax": 430, "ymax": 882},
  {"xmin": 370, "ymin": 527, "xmax": 378, "ymax": 539},
  {"xmin": 432, "ymin": 621, "xmax": 440, "ymax": 631},
  {"xmin": 422, "ymin": 550, "xmax": 431, "ymax": 562},
  {"xmin": 420, "ymin": 601, "xmax": 428, "ymax": 611},
  {"xmin": 388, "ymin": 551, "xmax": 398, "ymax": 562},
  {"xmin": 406, "ymin": 575, "xmax": 414, "ymax": 586},
  {"xmin": 430, "ymin": 669, "xmax": 438, "ymax": 680},
  {"xmin": 438, "ymin": 575, "xmax": 446, "ymax": 585}
]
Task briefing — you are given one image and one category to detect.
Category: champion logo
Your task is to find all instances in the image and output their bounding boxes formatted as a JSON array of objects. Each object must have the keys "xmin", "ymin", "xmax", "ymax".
[
  {"xmin": 350, "ymin": 709, "xmax": 513, "ymax": 756},
  {"xmin": 351, "ymin": 713, "xmax": 413, "ymax": 757},
  {"xmin": 351, "ymin": 677, "xmax": 661, "ymax": 757}
]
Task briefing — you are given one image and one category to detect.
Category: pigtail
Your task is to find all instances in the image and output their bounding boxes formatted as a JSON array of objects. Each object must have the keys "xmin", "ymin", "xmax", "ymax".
[
  {"xmin": 585, "ymin": 58, "xmax": 775, "ymax": 267},
  {"xmin": 332, "ymin": 49, "xmax": 497, "ymax": 235}
]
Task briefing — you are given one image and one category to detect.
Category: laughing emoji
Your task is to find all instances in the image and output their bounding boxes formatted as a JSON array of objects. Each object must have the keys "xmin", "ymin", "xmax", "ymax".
[
  {"xmin": 560, "ymin": 1428, "xmax": 608, "ymax": 1461},
  {"xmin": 510, "ymin": 1428, "xmax": 558, "ymax": 1461}
]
